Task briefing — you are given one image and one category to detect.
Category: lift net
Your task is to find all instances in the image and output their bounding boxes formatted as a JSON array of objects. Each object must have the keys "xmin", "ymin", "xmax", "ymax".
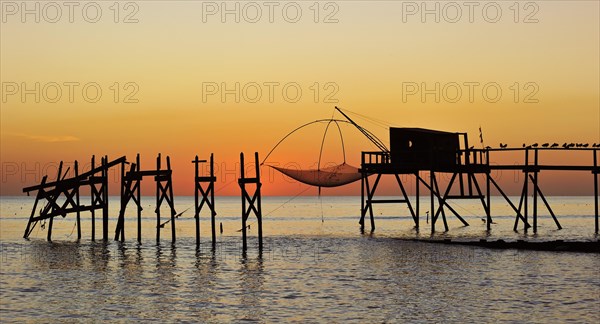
[{"xmin": 269, "ymin": 163, "xmax": 362, "ymax": 187}]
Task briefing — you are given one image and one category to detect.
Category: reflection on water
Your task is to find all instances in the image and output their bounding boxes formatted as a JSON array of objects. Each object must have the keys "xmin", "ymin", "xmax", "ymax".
[
  {"xmin": 1, "ymin": 196, "xmax": 599, "ymax": 322},
  {"xmin": 0, "ymin": 237, "xmax": 599, "ymax": 322},
  {"xmin": 239, "ymin": 255, "xmax": 265, "ymax": 321}
]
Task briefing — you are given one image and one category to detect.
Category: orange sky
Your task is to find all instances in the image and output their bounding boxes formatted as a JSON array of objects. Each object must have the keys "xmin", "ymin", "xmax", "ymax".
[{"xmin": 1, "ymin": 1, "xmax": 598, "ymax": 196}]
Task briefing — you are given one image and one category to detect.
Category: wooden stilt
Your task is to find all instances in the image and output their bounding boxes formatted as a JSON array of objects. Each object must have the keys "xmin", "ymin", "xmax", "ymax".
[
  {"xmin": 360, "ymin": 155, "xmax": 365, "ymax": 231},
  {"xmin": 156, "ymin": 154, "xmax": 161, "ymax": 243},
  {"xmin": 102, "ymin": 156, "xmax": 109, "ymax": 241},
  {"xmin": 75, "ymin": 161, "xmax": 81, "ymax": 240},
  {"xmin": 430, "ymin": 171, "xmax": 435, "ymax": 233},
  {"xmin": 90, "ymin": 156, "xmax": 96, "ymax": 241},
  {"xmin": 116, "ymin": 160, "xmax": 126, "ymax": 242},
  {"xmin": 415, "ymin": 172, "xmax": 420, "ymax": 230},
  {"xmin": 255, "ymin": 152, "xmax": 263, "ymax": 250},
  {"xmin": 194, "ymin": 155, "xmax": 200, "ymax": 246},
  {"xmin": 594, "ymin": 150, "xmax": 599, "ymax": 234},
  {"xmin": 528, "ymin": 174, "xmax": 561, "ymax": 230},
  {"xmin": 524, "ymin": 149, "xmax": 529, "ymax": 233},
  {"xmin": 486, "ymin": 150, "xmax": 491, "ymax": 231},
  {"xmin": 239, "ymin": 152, "xmax": 263, "ymax": 252},
  {"xmin": 47, "ymin": 161, "xmax": 63, "ymax": 241},
  {"xmin": 210, "ymin": 154, "xmax": 216, "ymax": 246},
  {"xmin": 136, "ymin": 154, "xmax": 141, "ymax": 243},
  {"xmin": 193, "ymin": 154, "xmax": 218, "ymax": 247},
  {"xmin": 240, "ymin": 153, "xmax": 247, "ymax": 251},
  {"xmin": 431, "ymin": 173, "xmax": 449, "ymax": 231},
  {"xmin": 533, "ymin": 149, "xmax": 539, "ymax": 233}
]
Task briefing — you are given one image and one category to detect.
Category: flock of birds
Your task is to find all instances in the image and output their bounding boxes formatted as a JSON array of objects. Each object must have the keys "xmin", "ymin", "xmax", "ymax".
[{"xmin": 487, "ymin": 143, "xmax": 600, "ymax": 149}]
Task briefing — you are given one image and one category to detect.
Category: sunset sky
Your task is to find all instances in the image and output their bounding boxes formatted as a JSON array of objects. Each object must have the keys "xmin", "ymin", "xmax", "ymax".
[{"xmin": 1, "ymin": 0, "xmax": 598, "ymax": 196}]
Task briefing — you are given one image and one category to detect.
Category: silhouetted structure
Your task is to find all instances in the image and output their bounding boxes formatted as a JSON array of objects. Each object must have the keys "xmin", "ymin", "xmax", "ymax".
[
  {"xmin": 115, "ymin": 153, "xmax": 177, "ymax": 243},
  {"xmin": 239, "ymin": 152, "xmax": 263, "ymax": 251},
  {"xmin": 192, "ymin": 154, "xmax": 217, "ymax": 246},
  {"xmin": 23, "ymin": 156, "xmax": 126, "ymax": 241},
  {"xmin": 359, "ymin": 130, "xmax": 600, "ymax": 234}
]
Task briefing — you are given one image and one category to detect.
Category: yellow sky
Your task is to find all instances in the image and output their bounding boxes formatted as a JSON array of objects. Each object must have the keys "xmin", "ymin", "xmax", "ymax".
[{"xmin": 1, "ymin": 1, "xmax": 598, "ymax": 196}]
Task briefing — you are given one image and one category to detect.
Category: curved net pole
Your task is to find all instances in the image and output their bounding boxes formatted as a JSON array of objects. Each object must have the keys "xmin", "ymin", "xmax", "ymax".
[
  {"xmin": 317, "ymin": 120, "xmax": 348, "ymax": 171},
  {"xmin": 261, "ymin": 119, "xmax": 351, "ymax": 165}
]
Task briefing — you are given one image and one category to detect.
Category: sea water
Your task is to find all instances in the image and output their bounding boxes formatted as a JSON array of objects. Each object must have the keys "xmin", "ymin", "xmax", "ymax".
[{"xmin": 1, "ymin": 196, "xmax": 599, "ymax": 322}]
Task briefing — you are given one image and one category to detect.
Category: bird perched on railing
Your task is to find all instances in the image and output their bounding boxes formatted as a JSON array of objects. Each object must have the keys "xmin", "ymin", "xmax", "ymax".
[
  {"xmin": 551, "ymin": 143, "xmax": 559, "ymax": 148},
  {"xmin": 542, "ymin": 143, "xmax": 549, "ymax": 148},
  {"xmin": 500, "ymin": 143, "xmax": 508, "ymax": 149},
  {"xmin": 531, "ymin": 143, "xmax": 539, "ymax": 148},
  {"xmin": 563, "ymin": 143, "xmax": 569, "ymax": 148}
]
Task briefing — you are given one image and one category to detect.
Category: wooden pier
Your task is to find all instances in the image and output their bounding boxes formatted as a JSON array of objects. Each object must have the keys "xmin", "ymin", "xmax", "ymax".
[
  {"xmin": 359, "ymin": 131, "xmax": 600, "ymax": 234},
  {"xmin": 193, "ymin": 154, "xmax": 217, "ymax": 246},
  {"xmin": 239, "ymin": 152, "xmax": 263, "ymax": 252}
]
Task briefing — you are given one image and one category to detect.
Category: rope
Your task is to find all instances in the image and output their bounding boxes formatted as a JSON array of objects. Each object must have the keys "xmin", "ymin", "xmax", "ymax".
[
  {"xmin": 66, "ymin": 220, "xmax": 77, "ymax": 238},
  {"xmin": 337, "ymin": 107, "xmax": 393, "ymax": 130},
  {"xmin": 261, "ymin": 119, "xmax": 352, "ymax": 166},
  {"xmin": 317, "ymin": 119, "xmax": 347, "ymax": 171},
  {"xmin": 235, "ymin": 185, "xmax": 313, "ymax": 232}
]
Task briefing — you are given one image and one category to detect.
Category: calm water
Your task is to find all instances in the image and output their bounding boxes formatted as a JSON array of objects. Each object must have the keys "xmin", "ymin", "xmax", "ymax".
[{"xmin": 1, "ymin": 196, "xmax": 599, "ymax": 322}]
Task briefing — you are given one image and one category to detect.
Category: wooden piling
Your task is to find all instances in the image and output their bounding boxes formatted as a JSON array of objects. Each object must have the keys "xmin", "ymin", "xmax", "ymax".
[
  {"xmin": 210, "ymin": 154, "xmax": 216, "ymax": 246},
  {"xmin": 102, "ymin": 156, "xmax": 109, "ymax": 241},
  {"xmin": 90, "ymin": 156, "xmax": 96, "ymax": 241},
  {"xmin": 240, "ymin": 153, "xmax": 247, "ymax": 251},
  {"xmin": 524, "ymin": 149, "xmax": 529, "ymax": 233},
  {"xmin": 75, "ymin": 160, "xmax": 81, "ymax": 240},
  {"xmin": 594, "ymin": 150, "xmax": 598, "ymax": 233},
  {"xmin": 415, "ymin": 172, "xmax": 420, "ymax": 230},
  {"xmin": 156, "ymin": 154, "xmax": 161, "ymax": 243},
  {"xmin": 533, "ymin": 149, "xmax": 539, "ymax": 233},
  {"xmin": 136, "ymin": 154, "xmax": 142, "ymax": 243},
  {"xmin": 194, "ymin": 155, "xmax": 200, "ymax": 245},
  {"xmin": 239, "ymin": 152, "xmax": 263, "ymax": 251},
  {"xmin": 167, "ymin": 156, "xmax": 176, "ymax": 243}
]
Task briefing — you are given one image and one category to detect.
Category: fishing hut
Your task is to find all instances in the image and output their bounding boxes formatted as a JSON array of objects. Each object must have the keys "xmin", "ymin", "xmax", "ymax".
[
  {"xmin": 359, "ymin": 126, "xmax": 489, "ymax": 233},
  {"xmin": 346, "ymin": 109, "xmax": 600, "ymax": 234}
]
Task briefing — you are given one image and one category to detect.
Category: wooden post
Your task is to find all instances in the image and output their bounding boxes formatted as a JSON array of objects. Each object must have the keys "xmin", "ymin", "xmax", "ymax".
[
  {"xmin": 192, "ymin": 154, "xmax": 217, "ymax": 247},
  {"xmin": 240, "ymin": 152, "xmax": 247, "ymax": 251},
  {"xmin": 415, "ymin": 172, "xmax": 419, "ymax": 230},
  {"xmin": 524, "ymin": 149, "xmax": 529, "ymax": 232},
  {"xmin": 90, "ymin": 155, "xmax": 96, "ymax": 241},
  {"xmin": 486, "ymin": 150, "xmax": 492, "ymax": 231},
  {"xmin": 156, "ymin": 154, "xmax": 161, "ymax": 243},
  {"xmin": 75, "ymin": 160, "xmax": 81, "ymax": 240},
  {"xmin": 238, "ymin": 152, "xmax": 263, "ymax": 252},
  {"xmin": 533, "ymin": 149, "xmax": 539, "ymax": 233},
  {"xmin": 167, "ymin": 156, "xmax": 176, "ymax": 243},
  {"xmin": 136, "ymin": 154, "xmax": 141, "ymax": 243},
  {"xmin": 594, "ymin": 150, "xmax": 599, "ymax": 234},
  {"xmin": 430, "ymin": 170, "xmax": 435, "ymax": 233},
  {"xmin": 210, "ymin": 154, "xmax": 216, "ymax": 247},
  {"xmin": 102, "ymin": 156, "xmax": 109, "ymax": 241},
  {"xmin": 117, "ymin": 159, "xmax": 125, "ymax": 242},
  {"xmin": 360, "ymin": 153, "xmax": 365, "ymax": 231},
  {"xmin": 47, "ymin": 161, "xmax": 63, "ymax": 241},
  {"xmin": 255, "ymin": 152, "xmax": 263, "ymax": 251},
  {"xmin": 194, "ymin": 155, "xmax": 200, "ymax": 246}
]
